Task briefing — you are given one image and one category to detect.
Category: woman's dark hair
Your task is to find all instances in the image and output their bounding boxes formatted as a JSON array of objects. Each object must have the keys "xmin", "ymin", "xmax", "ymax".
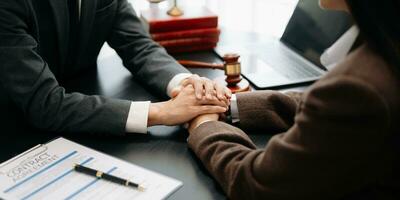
[{"xmin": 346, "ymin": 0, "xmax": 400, "ymax": 73}]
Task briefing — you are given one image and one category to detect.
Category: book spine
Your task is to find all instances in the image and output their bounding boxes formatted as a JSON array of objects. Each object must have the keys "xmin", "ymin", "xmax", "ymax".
[
  {"xmin": 149, "ymin": 16, "xmax": 218, "ymax": 33},
  {"xmin": 156, "ymin": 37, "xmax": 219, "ymax": 48},
  {"xmin": 165, "ymin": 44, "xmax": 216, "ymax": 54},
  {"xmin": 151, "ymin": 28, "xmax": 221, "ymax": 41}
]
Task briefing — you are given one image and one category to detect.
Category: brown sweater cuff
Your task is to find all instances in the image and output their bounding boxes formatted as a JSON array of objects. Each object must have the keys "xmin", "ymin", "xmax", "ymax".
[{"xmin": 188, "ymin": 121, "xmax": 255, "ymax": 152}]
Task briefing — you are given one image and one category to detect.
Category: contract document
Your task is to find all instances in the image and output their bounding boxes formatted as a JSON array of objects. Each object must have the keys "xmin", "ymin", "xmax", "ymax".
[{"xmin": 0, "ymin": 138, "xmax": 182, "ymax": 200}]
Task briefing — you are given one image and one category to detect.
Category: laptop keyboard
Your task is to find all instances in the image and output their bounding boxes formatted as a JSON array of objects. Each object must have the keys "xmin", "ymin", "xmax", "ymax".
[
  {"xmin": 262, "ymin": 45, "xmax": 324, "ymax": 80},
  {"xmin": 276, "ymin": 57, "xmax": 322, "ymax": 79}
]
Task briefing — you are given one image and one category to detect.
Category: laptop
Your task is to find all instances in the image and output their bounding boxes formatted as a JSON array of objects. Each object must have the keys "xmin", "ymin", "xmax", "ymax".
[{"xmin": 215, "ymin": 0, "xmax": 352, "ymax": 89}]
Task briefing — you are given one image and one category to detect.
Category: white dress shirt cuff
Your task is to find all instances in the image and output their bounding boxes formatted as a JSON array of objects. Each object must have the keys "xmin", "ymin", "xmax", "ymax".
[
  {"xmin": 125, "ymin": 101, "xmax": 150, "ymax": 134},
  {"xmin": 166, "ymin": 73, "xmax": 192, "ymax": 97},
  {"xmin": 230, "ymin": 94, "xmax": 240, "ymax": 123}
]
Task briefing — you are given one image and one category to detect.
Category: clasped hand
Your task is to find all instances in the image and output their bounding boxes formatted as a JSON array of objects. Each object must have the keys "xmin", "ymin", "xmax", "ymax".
[{"xmin": 148, "ymin": 75, "xmax": 230, "ymax": 127}]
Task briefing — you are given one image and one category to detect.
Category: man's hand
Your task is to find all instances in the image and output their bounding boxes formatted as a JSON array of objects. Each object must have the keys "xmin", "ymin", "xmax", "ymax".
[
  {"xmin": 171, "ymin": 74, "xmax": 232, "ymax": 102},
  {"xmin": 188, "ymin": 114, "xmax": 219, "ymax": 133},
  {"xmin": 148, "ymin": 85, "xmax": 227, "ymax": 126}
]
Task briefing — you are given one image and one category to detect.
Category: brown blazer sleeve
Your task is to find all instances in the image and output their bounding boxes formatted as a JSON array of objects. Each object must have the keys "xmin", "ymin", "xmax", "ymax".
[
  {"xmin": 235, "ymin": 91, "xmax": 300, "ymax": 132},
  {"xmin": 188, "ymin": 76, "xmax": 391, "ymax": 200}
]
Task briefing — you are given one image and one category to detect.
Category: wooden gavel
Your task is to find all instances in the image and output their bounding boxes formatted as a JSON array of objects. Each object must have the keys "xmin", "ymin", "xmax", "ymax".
[{"xmin": 178, "ymin": 53, "xmax": 251, "ymax": 94}]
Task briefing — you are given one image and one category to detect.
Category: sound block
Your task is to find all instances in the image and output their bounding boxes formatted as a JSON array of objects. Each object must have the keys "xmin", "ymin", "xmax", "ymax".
[{"xmin": 214, "ymin": 76, "xmax": 251, "ymax": 94}]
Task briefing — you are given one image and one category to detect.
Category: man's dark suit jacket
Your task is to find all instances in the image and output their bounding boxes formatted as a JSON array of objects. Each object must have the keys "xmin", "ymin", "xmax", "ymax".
[
  {"xmin": 188, "ymin": 45, "xmax": 400, "ymax": 199},
  {"xmin": 0, "ymin": 0, "xmax": 189, "ymax": 134}
]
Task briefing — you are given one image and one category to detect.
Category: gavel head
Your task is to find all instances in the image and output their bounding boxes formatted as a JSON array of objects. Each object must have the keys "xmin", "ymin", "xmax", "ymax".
[{"xmin": 223, "ymin": 53, "xmax": 242, "ymax": 86}]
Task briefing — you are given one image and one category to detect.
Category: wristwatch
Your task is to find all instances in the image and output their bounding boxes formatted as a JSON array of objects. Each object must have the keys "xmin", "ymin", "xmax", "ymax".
[{"xmin": 225, "ymin": 105, "xmax": 233, "ymax": 124}]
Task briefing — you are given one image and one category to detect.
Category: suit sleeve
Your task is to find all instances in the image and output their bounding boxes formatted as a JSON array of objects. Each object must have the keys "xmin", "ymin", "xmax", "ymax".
[
  {"xmin": 188, "ymin": 77, "xmax": 391, "ymax": 200},
  {"xmin": 235, "ymin": 91, "xmax": 300, "ymax": 132},
  {"xmin": 0, "ymin": 1, "xmax": 131, "ymax": 135},
  {"xmin": 107, "ymin": 0, "xmax": 190, "ymax": 95}
]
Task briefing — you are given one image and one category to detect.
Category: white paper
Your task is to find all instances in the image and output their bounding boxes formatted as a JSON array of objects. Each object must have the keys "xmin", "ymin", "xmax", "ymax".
[{"xmin": 0, "ymin": 138, "xmax": 182, "ymax": 200}]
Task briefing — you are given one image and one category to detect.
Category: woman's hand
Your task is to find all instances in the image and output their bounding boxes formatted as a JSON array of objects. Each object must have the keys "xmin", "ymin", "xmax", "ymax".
[
  {"xmin": 148, "ymin": 85, "xmax": 227, "ymax": 126},
  {"xmin": 171, "ymin": 75, "xmax": 232, "ymax": 103},
  {"xmin": 188, "ymin": 114, "xmax": 219, "ymax": 133}
]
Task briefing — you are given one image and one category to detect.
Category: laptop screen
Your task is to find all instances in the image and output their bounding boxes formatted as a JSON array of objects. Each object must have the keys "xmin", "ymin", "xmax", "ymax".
[{"xmin": 281, "ymin": 0, "xmax": 352, "ymax": 67}]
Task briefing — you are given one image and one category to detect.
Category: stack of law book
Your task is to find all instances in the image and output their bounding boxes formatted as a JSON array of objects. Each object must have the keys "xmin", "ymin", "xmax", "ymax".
[{"xmin": 141, "ymin": 6, "xmax": 220, "ymax": 54}]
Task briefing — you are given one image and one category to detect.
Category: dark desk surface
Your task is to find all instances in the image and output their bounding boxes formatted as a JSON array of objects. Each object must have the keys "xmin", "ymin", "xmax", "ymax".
[{"xmin": 0, "ymin": 44, "xmax": 307, "ymax": 199}]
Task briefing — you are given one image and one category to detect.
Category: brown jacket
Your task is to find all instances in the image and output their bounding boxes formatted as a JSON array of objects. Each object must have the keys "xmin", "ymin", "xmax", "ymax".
[{"xmin": 188, "ymin": 46, "xmax": 400, "ymax": 200}]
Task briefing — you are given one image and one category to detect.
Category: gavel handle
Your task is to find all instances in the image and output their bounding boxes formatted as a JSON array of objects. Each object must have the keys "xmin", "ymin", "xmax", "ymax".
[{"xmin": 178, "ymin": 60, "xmax": 224, "ymax": 70}]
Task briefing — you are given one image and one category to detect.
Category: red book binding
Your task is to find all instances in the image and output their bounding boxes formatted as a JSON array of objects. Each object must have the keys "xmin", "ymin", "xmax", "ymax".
[
  {"xmin": 141, "ymin": 6, "xmax": 218, "ymax": 33},
  {"xmin": 165, "ymin": 44, "xmax": 216, "ymax": 54},
  {"xmin": 156, "ymin": 37, "xmax": 219, "ymax": 48},
  {"xmin": 151, "ymin": 28, "xmax": 221, "ymax": 41}
]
